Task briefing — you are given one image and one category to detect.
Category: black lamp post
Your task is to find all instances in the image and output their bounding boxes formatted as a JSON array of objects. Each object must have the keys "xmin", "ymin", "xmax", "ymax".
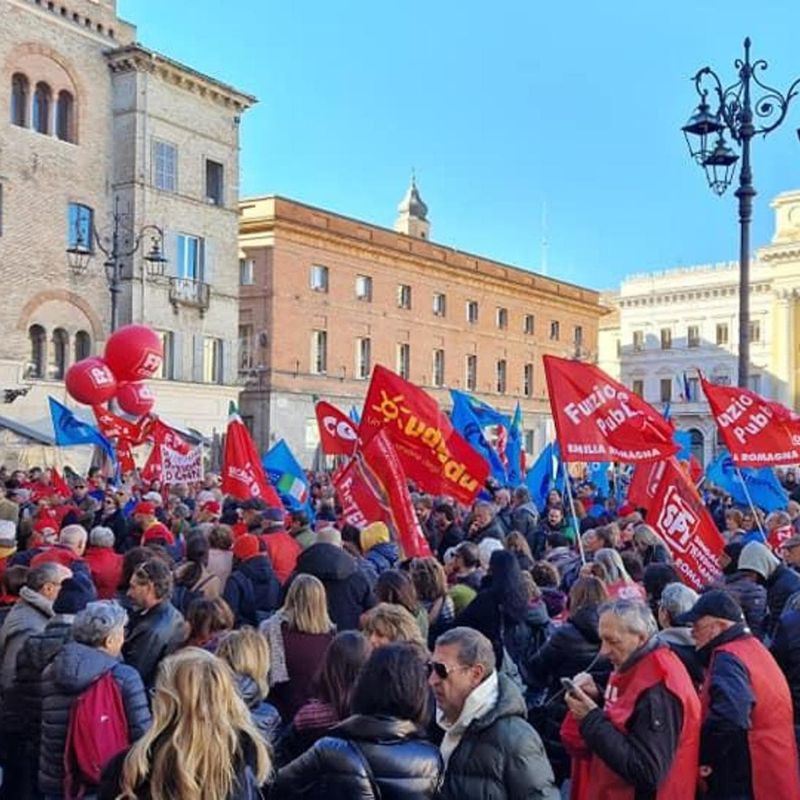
[
  {"xmin": 682, "ymin": 37, "xmax": 800, "ymax": 388},
  {"xmin": 66, "ymin": 196, "xmax": 168, "ymax": 332}
]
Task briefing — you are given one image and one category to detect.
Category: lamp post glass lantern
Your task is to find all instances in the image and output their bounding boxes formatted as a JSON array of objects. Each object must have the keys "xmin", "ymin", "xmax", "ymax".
[{"xmin": 681, "ymin": 37, "xmax": 800, "ymax": 387}]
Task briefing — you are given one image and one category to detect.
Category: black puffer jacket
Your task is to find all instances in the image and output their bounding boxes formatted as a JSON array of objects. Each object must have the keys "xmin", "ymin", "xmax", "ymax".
[
  {"xmin": 765, "ymin": 564, "xmax": 800, "ymax": 638},
  {"xmin": 122, "ymin": 599, "xmax": 185, "ymax": 688},
  {"xmin": 719, "ymin": 572, "xmax": 768, "ymax": 640},
  {"xmin": 290, "ymin": 543, "xmax": 375, "ymax": 631},
  {"xmin": 223, "ymin": 556, "xmax": 281, "ymax": 627},
  {"xmin": 39, "ymin": 640, "xmax": 151, "ymax": 797},
  {"xmin": 439, "ymin": 674, "xmax": 558, "ymax": 800},
  {"xmin": 273, "ymin": 714, "xmax": 442, "ymax": 799}
]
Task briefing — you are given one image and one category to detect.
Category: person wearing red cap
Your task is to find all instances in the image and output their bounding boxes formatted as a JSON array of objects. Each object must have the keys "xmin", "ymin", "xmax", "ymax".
[
  {"xmin": 198, "ymin": 500, "xmax": 222, "ymax": 524},
  {"xmin": 223, "ymin": 535, "xmax": 281, "ymax": 627},
  {"xmin": 133, "ymin": 502, "xmax": 175, "ymax": 548}
]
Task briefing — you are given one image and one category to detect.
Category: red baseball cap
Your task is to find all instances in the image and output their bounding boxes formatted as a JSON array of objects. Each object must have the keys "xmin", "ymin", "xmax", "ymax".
[{"xmin": 133, "ymin": 501, "xmax": 156, "ymax": 516}]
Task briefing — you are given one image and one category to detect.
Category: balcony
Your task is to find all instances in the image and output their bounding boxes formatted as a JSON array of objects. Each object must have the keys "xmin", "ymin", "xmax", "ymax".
[{"xmin": 169, "ymin": 277, "xmax": 210, "ymax": 315}]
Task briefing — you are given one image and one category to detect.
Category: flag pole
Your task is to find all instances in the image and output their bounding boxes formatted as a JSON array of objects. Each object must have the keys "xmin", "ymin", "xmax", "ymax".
[
  {"xmin": 562, "ymin": 461, "xmax": 587, "ymax": 564},
  {"xmin": 734, "ymin": 466, "xmax": 768, "ymax": 544}
]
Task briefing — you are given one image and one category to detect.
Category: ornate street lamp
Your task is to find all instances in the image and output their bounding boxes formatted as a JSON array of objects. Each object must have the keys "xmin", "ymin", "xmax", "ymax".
[{"xmin": 681, "ymin": 37, "xmax": 800, "ymax": 387}]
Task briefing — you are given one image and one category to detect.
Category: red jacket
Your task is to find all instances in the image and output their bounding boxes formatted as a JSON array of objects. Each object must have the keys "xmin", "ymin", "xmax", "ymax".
[
  {"xmin": 259, "ymin": 530, "xmax": 301, "ymax": 584},
  {"xmin": 30, "ymin": 545, "xmax": 83, "ymax": 570},
  {"xmin": 84, "ymin": 547, "xmax": 123, "ymax": 599}
]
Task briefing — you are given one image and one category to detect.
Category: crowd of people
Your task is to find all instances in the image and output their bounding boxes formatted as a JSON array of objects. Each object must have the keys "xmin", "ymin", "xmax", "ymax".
[{"xmin": 0, "ymin": 462, "xmax": 799, "ymax": 798}]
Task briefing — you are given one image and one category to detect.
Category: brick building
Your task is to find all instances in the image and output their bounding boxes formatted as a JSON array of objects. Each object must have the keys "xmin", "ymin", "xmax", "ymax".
[
  {"xmin": 239, "ymin": 181, "xmax": 605, "ymax": 464},
  {"xmin": 0, "ymin": 0, "xmax": 254, "ymax": 450}
]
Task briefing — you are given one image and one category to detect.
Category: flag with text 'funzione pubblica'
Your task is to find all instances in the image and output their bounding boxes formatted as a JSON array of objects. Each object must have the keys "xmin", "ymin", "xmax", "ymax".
[
  {"xmin": 360, "ymin": 366, "xmax": 489, "ymax": 505},
  {"xmin": 700, "ymin": 376, "xmax": 800, "ymax": 468},
  {"xmin": 315, "ymin": 401, "xmax": 358, "ymax": 457},
  {"xmin": 543, "ymin": 355, "xmax": 679, "ymax": 463}
]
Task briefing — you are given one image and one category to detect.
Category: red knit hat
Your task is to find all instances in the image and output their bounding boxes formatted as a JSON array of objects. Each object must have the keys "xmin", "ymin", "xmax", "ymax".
[
  {"xmin": 133, "ymin": 501, "xmax": 156, "ymax": 517},
  {"xmin": 233, "ymin": 533, "xmax": 260, "ymax": 561},
  {"xmin": 141, "ymin": 522, "xmax": 175, "ymax": 546}
]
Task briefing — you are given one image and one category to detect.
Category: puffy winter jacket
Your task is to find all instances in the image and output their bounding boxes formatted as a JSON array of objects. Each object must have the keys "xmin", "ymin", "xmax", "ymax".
[
  {"xmin": 765, "ymin": 564, "xmax": 800, "ymax": 638},
  {"xmin": 39, "ymin": 640, "xmax": 151, "ymax": 797},
  {"xmin": 122, "ymin": 599, "xmax": 185, "ymax": 688},
  {"xmin": 771, "ymin": 608, "xmax": 800, "ymax": 726},
  {"xmin": 235, "ymin": 672, "xmax": 282, "ymax": 745},
  {"xmin": 364, "ymin": 541, "xmax": 399, "ymax": 576},
  {"xmin": 0, "ymin": 586, "xmax": 53, "ymax": 691},
  {"xmin": 223, "ymin": 555, "xmax": 282, "ymax": 627},
  {"xmin": 274, "ymin": 714, "xmax": 442, "ymax": 799}
]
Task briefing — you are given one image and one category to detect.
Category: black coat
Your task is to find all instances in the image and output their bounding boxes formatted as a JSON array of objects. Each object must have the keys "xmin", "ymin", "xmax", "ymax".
[
  {"xmin": 511, "ymin": 503, "xmax": 542, "ymax": 557},
  {"xmin": 223, "ymin": 556, "xmax": 281, "ymax": 627},
  {"xmin": 771, "ymin": 608, "xmax": 800, "ymax": 725},
  {"xmin": 765, "ymin": 564, "xmax": 800, "ymax": 638},
  {"xmin": 720, "ymin": 572, "xmax": 768, "ymax": 640},
  {"xmin": 102, "ymin": 509, "xmax": 130, "ymax": 554},
  {"xmin": 122, "ymin": 599, "xmax": 185, "ymax": 689},
  {"xmin": 435, "ymin": 523, "xmax": 464, "ymax": 562},
  {"xmin": 290, "ymin": 543, "xmax": 375, "ymax": 631},
  {"xmin": 439, "ymin": 674, "xmax": 557, "ymax": 800},
  {"xmin": 274, "ymin": 714, "xmax": 442, "ymax": 800},
  {"xmin": 39, "ymin": 640, "xmax": 151, "ymax": 797}
]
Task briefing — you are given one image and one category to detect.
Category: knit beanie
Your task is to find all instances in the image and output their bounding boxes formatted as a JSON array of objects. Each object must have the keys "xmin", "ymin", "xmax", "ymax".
[
  {"xmin": 53, "ymin": 572, "xmax": 97, "ymax": 615},
  {"xmin": 233, "ymin": 534, "xmax": 261, "ymax": 561}
]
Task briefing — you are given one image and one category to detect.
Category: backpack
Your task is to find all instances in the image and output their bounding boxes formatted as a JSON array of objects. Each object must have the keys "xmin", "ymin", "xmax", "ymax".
[
  {"xmin": 171, "ymin": 573, "xmax": 216, "ymax": 615},
  {"xmin": 63, "ymin": 670, "xmax": 130, "ymax": 799}
]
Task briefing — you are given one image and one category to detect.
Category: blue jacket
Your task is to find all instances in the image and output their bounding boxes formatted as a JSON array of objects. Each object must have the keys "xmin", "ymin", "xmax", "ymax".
[
  {"xmin": 223, "ymin": 556, "xmax": 281, "ymax": 627},
  {"xmin": 364, "ymin": 542, "xmax": 399, "ymax": 575}
]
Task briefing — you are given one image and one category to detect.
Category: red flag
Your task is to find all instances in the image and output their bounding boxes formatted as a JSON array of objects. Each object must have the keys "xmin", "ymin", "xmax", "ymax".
[
  {"xmin": 360, "ymin": 366, "xmax": 489, "ymax": 505},
  {"xmin": 334, "ymin": 457, "xmax": 393, "ymax": 530},
  {"xmin": 49, "ymin": 467, "xmax": 72, "ymax": 499},
  {"xmin": 633, "ymin": 458, "xmax": 724, "ymax": 591},
  {"xmin": 92, "ymin": 406, "xmax": 141, "ymax": 442},
  {"xmin": 141, "ymin": 420, "xmax": 192, "ymax": 482},
  {"xmin": 700, "ymin": 377, "xmax": 800, "ymax": 467},
  {"xmin": 543, "ymin": 355, "xmax": 679, "ymax": 463},
  {"xmin": 315, "ymin": 401, "xmax": 358, "ymax": 456},
  {"xmin": 222, "ymin": 408, "xmax": 282, "ymax": 506},
  {"xmin": 116, "ymin": 440, "xmax": 136, "ymax": 475}
]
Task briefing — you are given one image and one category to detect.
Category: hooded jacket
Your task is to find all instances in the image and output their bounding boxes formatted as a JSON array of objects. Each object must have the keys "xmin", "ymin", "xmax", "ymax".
[
  {"xmin": 223, "ymin": 555, "xmax": 282, "ymax": 627},
  {"xmin": 0, "ymin": 586, "xmax": 53, "ymax": 691},
  {"xmin": 719, "ymin": 571, "xmax": 768, "ymax": 640},
  {"xmin": 291, "ymin": 543, "xmax": 375, "ymax": 631},
  {"xmin": 364, "ymin": 541, "xmax": 400, "ymax": 576},
  {"xmin": 739, "ymin": 542, "xmax": 800, "ymax": 637},
  {"xmin": 39, "ymin": 640, "xmax": 151, "ymax": 796}
]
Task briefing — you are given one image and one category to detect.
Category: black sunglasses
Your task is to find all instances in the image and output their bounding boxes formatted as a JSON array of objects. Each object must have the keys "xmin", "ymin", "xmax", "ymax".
[{"xmin": 426, "ymin": 660, "xmax": 469, "ymax": 680}]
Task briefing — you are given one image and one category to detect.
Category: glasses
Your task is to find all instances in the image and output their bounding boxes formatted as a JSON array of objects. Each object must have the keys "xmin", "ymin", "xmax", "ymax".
[{"xmin": 426, "ymin": 660, "xmax": 471, "ymax": 680}]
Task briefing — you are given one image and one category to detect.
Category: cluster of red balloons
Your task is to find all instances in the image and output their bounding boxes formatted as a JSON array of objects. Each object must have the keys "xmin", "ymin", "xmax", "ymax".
[{"xmin": 65, "ymin": 325, "xmax": 163, "ymax": 416}]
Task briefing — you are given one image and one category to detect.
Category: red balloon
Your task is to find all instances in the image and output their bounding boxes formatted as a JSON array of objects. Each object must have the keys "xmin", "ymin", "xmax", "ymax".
[
  {"xmin": 116, "ymin": 382, "xmax": 155, "ymax": 417},
  {"xmin": 65, "ymin": 358, "xmax": 117, "ymax": 405},
  {"xmin": 104, "ymin": 325, "xmax": 163, "ymax": 382}
]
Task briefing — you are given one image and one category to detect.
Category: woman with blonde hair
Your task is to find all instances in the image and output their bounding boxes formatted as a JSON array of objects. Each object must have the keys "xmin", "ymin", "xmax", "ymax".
[
  {"xmin": 260, "ymin": 574, "xmax": 335, "ymax": 720},
  {"xmin": 633, "ymin": 524, "xmax": 671, "ymax": 565},
  {"xmin": 361, "ymin": 602, "xmax": 426, "ymax": 649},
  {"xmin": 99, "ymin": 647, "xmax": 271, "ymax": 800},
  {"xmin": 594, "ymin": 547, "xmax": 646, "ymax": 601}
]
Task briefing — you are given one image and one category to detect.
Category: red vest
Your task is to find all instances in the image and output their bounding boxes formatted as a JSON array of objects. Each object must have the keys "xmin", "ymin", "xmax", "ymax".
[
  {"xmin": 587, "ymin": 646, "xmax": 701, "ymax": 800},
  {"xmin": 701, "ymin": 635, "xmax": 800, "ymax": 800}
]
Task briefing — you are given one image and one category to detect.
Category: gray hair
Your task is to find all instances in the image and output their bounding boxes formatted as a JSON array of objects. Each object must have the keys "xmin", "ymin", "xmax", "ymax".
[
  {"xmin": 513, "ymin": 486, "xmax": 531, "ymax": 504},
  {"xmin": 599, "ymin": 598, "xmax": 658, "ymax": 638},
  {"xmin": 435, "ymin": 626, "xmax": 496, "ymax": 674},
  {"xmin": 59, "ymin": 524, "xmax": 87, "ymax": 553},
  {"xmin": 89, "ymin": 526, "xmax": 115, "ymax": 549},
  {"xmin": 27, "ymin": 562, "xmax": 70, "ymax": 591},
  {"xmin": 474, "ymin": 501, "xmax": 496, "ymax": 514},
  {"xmin": 659, "ymin": 582, "xmax": 699, "ymax": 625},
  {"xmin": 73, "ymin": 600, "xmax": 128, "ymax": 647},
  {"xmin": 595, "ymin": 548, "xmax": 631, "ymax": 584}
]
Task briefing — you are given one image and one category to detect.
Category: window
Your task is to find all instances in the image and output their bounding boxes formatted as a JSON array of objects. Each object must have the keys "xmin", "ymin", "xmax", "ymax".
[
  {"xmin": 633, "ymin": 330, "xmax": 644, "ymax": 352},
  {"xmin": 52, "ymin": 328, "xmax": 68, "ymax": 380},
  {"xmin": 660, "ymin": 328, "xmax": 672, "ymax": 350},
  {"xmin": 550, "ymin": 321, "xmax": 560, "ymax": 341},
  {"xmin": 748, "ymin": 320, "xmax": 761, "ymax": 343},
  {"xmin": 524, "ymin": 314, "xmax": 535, "ymax": 335},
  {"xmin": 32, "ymin": 82, "xmax": 51, "ymax": 134},
  {"xmin": 687, "ymin": 325, "xmax": 700, "ymax": 348},
  {"xmin": 205, "ymin": 159, "xmax": 224, "ymax": 205},
  {"xmin": 466, "ymin": 300, "xmax": 479, "ymax": 324},
  {"xmin": 74, "ymin": 330, "xmax": 91, "ymax": 362},
  {"xmin": 239, "ymin": 258, "xmax": 254, "ymax": 286},
  {"xmin": 152, "ymin": 139, "xmax": 177, "ymax": 192},
  {"xmin": 311, "ymin": 330, "xmax": 327, "ymax": 374},
  {"xmin": 433, "ymin": 292, "xmax": 446, "ymax": 317},
  {"xmin": 29, "ymin": 325, "xmax": 46, "ymax": 379},
  {"xmin": 67, "ymin": 203, "xmax": 93, "ymax": 251},
  {"xmin": 496, "ymin": 359, "xmax": 507, "ymax": 394},
  {"xmin": 465, "ymin": 355, "xmax": 477, "ymax": 391},
  {"xmin": 55, "ymin": 90, "xmax": 74, "ymax": 142},
  {"xmin": 711, "ymin": 371, "xmax": 731, "ymax": 386},
  {"xmin": 239, "ymin": 325, "xmax": 254, "ymax": 371},
  {"xmin": 158, "ymin": 331, "xmax": 175, "ymax": 379},
  {"xmin": 715, "ymin": 323, "xmax": 729, "ymax": 345},
  {"xmin": 397, "ymin": 343, "xmax": 410, "ymax": 379},
  {"xmin": 355, "ymin": 275, "xmax": 372, "ymax": 302},
  {"xmin": 523, "ymin": 363, "xmax": 534, "ymax": 398},
  {"xmin": 687, "ymin": 376, "xmax": 699, "ymax": 402},
  {"xmin": 202, "ymin": 337, "xmax": 223, "ymax": 384},
  {"xmin": 310, "ymin": 264, "xmax": 329, "ymax": 292},
  {"xmin": 496, "ymin": 307, "xmax": 508, "ymax": 330},
  {"xmin": 433, "ymin": 349, "xmax": 445, "ymax": 387},
  {"xmin": 632, "ymin": 379, "xmax": 644, "ymax": 398},
  {"xmin": 11, "ymin": 73, "xmax": 29, "ymax": 127},
  {"xmin": 397, "ymin": 284, "xmax": 412, "ymax": 309},
  {"xmin": 176, "ymin": 234, "xmax": 203, "ymax": 280},
  {"xmin": 524, "ymin": 430, "xmax": 535, "ymax": 455},
  {"xmin": 748, "ymin": 374, "xmax": 762, "ymax": 394},
  {"xmin": 660, "ymin": 378, "xmax": 672, "ymax": 403},
  {"xmin": 356, "ymin": 337, "xmax": 371, "ymax": 379},
  {"xmin": 574, "ymin": 325, "xmax": 584, "ymax": 347}
]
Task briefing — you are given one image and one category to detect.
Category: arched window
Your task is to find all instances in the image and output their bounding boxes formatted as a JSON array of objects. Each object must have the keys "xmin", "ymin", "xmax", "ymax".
[
  {"xmin": 74, "ymin": 330, "xmax": 91, "ymax": 361},
  {"xmin": 29, "ymin": 325, "xmax": 46, "ymax": 379},
  {"xmin": 56, "ymin": 90, "xmax": 74, "ymax": 142},
  {"xmin": 11, "ymin": 73, "xmax": 28, "ymax": 127},
  {"xmin": 32, "ymin": 82, "xmax": 51, "ymax": 134},
  {"xmin": 52, "ymin": 328, "xmax": 68, "ymax": 379}
]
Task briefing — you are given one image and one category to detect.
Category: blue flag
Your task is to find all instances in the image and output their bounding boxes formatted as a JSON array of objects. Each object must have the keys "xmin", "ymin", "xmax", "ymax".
[
  {"xmin": 526, "ymin": 444, "xmax": 554, "ymax": 511},
  {"xmin": 588, "ymin": 462, "xmax": 610, "ymax": 498},
  {"xmin": 349, "ymin": 406, "xmax": 361, "ymax": 425},
  {"xmin": 48, "ymin": 396, "xmax": 115, "ymax": 463},
  {"xmin": 506, "ymin": 403, "xmax": 523, "ymax": 488},
  {"xmin": 706, "ymin": 449, "xmax": 788, "ymax": 513},
  {"xmin": 673, "ymin": 430, "xmax": 692, "ymax": 461},
  {"xmin": 262, "ymin": 439, "xmax": 313, "ymax": 517},
  {"xmin": 450, "ymin": 390, "xmax": 508, "ymax": 485}
]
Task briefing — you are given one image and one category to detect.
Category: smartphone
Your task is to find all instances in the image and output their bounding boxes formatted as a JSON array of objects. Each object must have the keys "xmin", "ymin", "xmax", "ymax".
[{"xmin": 561, "ymin": 677, "xmax": 579, "ymax": 695}]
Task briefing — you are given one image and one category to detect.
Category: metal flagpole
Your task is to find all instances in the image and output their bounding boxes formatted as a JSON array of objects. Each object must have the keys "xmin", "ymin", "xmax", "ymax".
[
  {"xmin": 734, "ymin": 466, "xmax": 768, "ymax": 543},
  {"xmin": 562, "ymin": 461, "xmax": 587, "ymax": 564}
]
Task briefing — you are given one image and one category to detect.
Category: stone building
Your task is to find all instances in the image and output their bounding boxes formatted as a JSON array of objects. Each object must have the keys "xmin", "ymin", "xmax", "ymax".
[
  {"xmin": 238, "ymin": 180, "xmax": 605, "ymax": 464},
  {"xmin": 0, "ymin": 0, "xmax": 254, "ymax": 445}
]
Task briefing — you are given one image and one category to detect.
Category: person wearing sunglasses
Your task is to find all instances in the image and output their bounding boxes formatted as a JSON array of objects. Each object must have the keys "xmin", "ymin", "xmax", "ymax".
[{"xmin": 430, "ymin": 626, "xmax": 558, "ymax": 800}]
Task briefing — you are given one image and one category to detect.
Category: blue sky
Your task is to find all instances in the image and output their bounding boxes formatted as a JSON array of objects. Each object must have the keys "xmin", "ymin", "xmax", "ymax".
[{"xmin": 120, "ymin": 1, "xmax": 800, "ymax": 289}]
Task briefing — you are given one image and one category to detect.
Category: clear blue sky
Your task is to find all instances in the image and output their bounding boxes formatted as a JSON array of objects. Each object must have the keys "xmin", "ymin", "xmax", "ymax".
[{"xmin": 120, "ymin": 0, "xmax": 800, "ymax": 289}]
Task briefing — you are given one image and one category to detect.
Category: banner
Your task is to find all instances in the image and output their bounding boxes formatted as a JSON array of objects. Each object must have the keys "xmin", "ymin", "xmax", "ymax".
[
  {"xmin": 543, "ymin": 356, "xmax": 678, "ymax": 463},
  {"xmin": 700, "ymin": 377, "xmax": 800, "ymax": 467},
  {"xmin": 361, "ymin": 366, "xmax": 489, "ymax": 505},
  {"xmin": 632, "ymin": 458, "xmax": 724, "ymax": 591},
  {"xmin": 161, "ymin": 445, "xmax": 203, "ymax": 485},
  {"xmin": 315, "ymin": 401, "xmax": 358, "ymax": 456},
  {"xmin": 450, "ymin": 390, "xmax": 507, "ymax": 485},
  {"xmin": 92, "ymin": 406, "xmax": 141, "ymax": 442},
  {"xmin": 140, "ymin": 419, "xmax": 192, "ymax": 482},
  {"xmin": 705, "ymin": 449, "xmax": 788, "ymax": 513}
]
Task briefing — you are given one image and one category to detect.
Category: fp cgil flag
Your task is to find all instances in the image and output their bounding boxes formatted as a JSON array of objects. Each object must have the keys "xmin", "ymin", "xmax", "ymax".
[
  {"xmin": 543, "ymin": 355, "xmax": 678, "ymax": 463},
  {"xmin": 700, "ymin": 376, "xmax": 800, "ymax": 467},
  {"xmin": 361, "ymin": 366, "xmax": 489, "ymax": 505},
  {"xmin": 315, "ymin": 401, "xmax": 358, "ymax": 456}
]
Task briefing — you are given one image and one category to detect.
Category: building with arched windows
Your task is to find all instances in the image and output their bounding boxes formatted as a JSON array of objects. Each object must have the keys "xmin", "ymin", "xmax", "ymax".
[{"xmin": 0, "ymin": 0, "xmax": 255, "ymax": 449}]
